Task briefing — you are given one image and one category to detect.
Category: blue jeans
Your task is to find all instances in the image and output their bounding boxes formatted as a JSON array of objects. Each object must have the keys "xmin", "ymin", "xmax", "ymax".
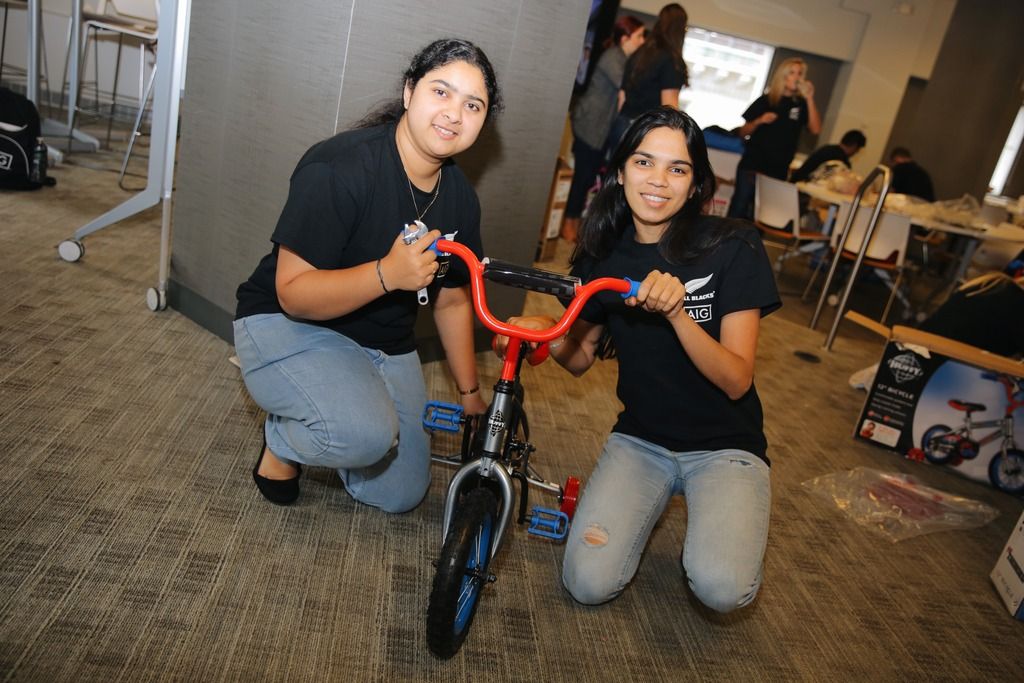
[
  {"xmin": 562, "ymin": 433, "xmax": 771, "ymax": 613},
  {"xmin": 727, "ymin": 169, "xmax": 756, "ymax": 220},
  {"xmin": 233, "ymin": 314, "xmax": 430, "ymax": 513},
  {"xmin": 565, "ymin": 137, "xmax": 605, "ymax": 219}
]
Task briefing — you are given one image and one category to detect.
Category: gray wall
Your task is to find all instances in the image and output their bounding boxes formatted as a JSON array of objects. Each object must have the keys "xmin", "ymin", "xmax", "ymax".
[
  {"xmin": 884, "ymin": 0, "xmax": 1024, "ymax": 201},
  {"xmin": 170, "ymin": 0, "xmax": 589, "ymax": 353}
]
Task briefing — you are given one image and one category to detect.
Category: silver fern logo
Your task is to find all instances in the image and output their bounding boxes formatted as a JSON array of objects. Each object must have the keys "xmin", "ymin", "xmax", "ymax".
[{"xmin": 685, "ymin": 274, "xmax": 713, "ymax": 293}]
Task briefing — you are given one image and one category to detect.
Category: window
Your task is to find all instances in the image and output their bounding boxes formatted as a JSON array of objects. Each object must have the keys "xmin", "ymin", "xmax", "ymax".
[
  {"xmin": 989, "ymin": 105, "xmax": 1024, "ymax": 195},
  {"xmin": 680, "ymin": 27, "xmax": 774, "ymax": 131}
]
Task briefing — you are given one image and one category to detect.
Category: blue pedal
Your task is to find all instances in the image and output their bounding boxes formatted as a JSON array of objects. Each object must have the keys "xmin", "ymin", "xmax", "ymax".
[
  {"xmin": 423, "ymin": 401, "xmax": 464, "ymax": 432},
  {"xmin": 528, "ymin": 507, "xmax": 569, "ymax": 541}
]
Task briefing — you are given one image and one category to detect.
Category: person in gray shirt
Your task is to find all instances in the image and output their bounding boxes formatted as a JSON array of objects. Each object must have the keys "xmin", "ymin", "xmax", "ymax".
[{"xmin": 562, "ymin": 14, "xmax": 646, "ymax": 242}]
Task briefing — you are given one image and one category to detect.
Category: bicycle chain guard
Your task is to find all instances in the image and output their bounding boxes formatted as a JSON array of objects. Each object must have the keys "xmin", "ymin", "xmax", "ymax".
[
  {"xmin": 527, "ymin": 507, "xmax": 569, "ymax": 541},
  {"xmin": 423, "ymin": 401, "xmax": 464, "ymax": 432}
]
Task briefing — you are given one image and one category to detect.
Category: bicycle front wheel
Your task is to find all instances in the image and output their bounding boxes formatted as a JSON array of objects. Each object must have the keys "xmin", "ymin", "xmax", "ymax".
[
  {"xmin": 989, "ymin": 448, "xmax": 1024, "ymax": 495},
  {"xmin": 427, "ymin": 488, "xmax": 498, "ymax": 659}
]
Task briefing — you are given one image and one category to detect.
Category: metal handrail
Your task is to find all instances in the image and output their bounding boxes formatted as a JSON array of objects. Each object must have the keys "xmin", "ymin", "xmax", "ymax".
[{"xmin": 808, "ymin": 164, "xmax": 893, "ymax": 350}]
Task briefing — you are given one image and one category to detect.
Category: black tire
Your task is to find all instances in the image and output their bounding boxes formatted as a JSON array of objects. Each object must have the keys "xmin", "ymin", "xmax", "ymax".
[
  {"xmin": 427, "ymin": 488, "xmax": 498, "ymax": 659},
  {"xmin": 921, "ymin": 424, "xmax": 957, "ymax": 464},
  {"xmin": 989, "ymin": 448, "xmax": 1024, "ymax": 495}
]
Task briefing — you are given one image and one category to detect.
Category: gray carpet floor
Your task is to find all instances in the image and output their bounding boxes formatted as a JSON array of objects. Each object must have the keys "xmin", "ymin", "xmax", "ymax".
[{"xmin": 2, "ymin": 151, "xmax": 1023, "ymax": 682}]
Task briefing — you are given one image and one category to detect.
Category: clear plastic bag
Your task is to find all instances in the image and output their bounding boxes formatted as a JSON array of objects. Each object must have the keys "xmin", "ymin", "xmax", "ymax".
[
  {"xmin": 801, "ymin": 467, "xmax": 999, "ymax": 542},
  {"xmin": 883, "ymin": 192, "xmax": 935, "ymax": 220},
  {"xmin": 810, "ymin": 161, "xmax": 862, "ymax": 195},
  {"xmin": 931, "ymin": 193, "xmax": 982, "ymax": 226}
]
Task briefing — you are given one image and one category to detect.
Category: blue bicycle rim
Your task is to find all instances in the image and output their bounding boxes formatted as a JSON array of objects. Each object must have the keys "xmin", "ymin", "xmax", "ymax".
[{"xmin": 453, "ymin": 513, "xmax": 492, "ymax": 635}]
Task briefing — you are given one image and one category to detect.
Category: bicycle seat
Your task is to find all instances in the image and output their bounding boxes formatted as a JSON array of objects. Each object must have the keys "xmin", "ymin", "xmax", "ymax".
[{"xmin": 948, "ymin": 399, "xmax": 986, "ymax": 413}]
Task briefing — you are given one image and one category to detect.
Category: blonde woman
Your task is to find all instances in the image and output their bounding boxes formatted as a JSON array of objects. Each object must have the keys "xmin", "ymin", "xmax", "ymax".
[{"xmin": 727, "ymin": 57, "xmax": 821, "ymax": 219}]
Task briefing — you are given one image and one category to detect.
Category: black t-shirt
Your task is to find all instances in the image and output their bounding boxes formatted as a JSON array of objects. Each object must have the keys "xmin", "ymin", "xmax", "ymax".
[
  {"xmin": 919, "ymin": 280, "xmax": 1024, "ymax": 358},
  {"xmin": 789, "ymin": 144, "xmax": 850, "ymax": 183},
  {"xmin": 738, "ymin": 94, "xmax": 808, "ymax": 179},
  {"xmin": 235, "ymin": 122, "xmax": 484, "ymax": 354},
  {"xmin": 620, "ymin": 50, "xmax": 688, "ymax": 119},
  {"xmin": 571, "ymin": 218, "xmax": 781, "ymax": 461},
  {"xmin": 891, "ymin": 161, "xmax": 935, "ymax": 202}
]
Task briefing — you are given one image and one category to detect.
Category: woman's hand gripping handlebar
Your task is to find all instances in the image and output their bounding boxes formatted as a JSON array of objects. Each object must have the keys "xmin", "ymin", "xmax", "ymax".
[{"xmin": 432, "ymin": 238, "xmax": 640, "ymax": 365}]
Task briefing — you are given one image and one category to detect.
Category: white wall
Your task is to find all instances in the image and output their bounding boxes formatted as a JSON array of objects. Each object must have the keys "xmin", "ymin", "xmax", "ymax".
[{"xmin": 622, "ymin": 0, "xmax": 957, "ymax": 175}]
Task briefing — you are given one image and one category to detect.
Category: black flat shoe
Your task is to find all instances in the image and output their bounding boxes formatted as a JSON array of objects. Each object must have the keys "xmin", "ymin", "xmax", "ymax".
[{"xmin": 252, "ymin": 438, "xmax": 301, "ymax": 505}]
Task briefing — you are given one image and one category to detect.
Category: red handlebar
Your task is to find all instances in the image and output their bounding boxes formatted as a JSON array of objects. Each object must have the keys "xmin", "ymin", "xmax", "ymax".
[{"xmin": 437, "ymin": 239, "xmax": 634, "ymax": 345}]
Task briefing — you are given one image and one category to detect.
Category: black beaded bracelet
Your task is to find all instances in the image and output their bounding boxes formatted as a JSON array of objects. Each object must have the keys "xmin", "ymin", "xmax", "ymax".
[
  {"xmin": 458, "ymin": 384, "xmax": 480, "ymax": 396},
  {"xmin": 376, "ymin": 258, "xmax": 389, "ymax": 293}
]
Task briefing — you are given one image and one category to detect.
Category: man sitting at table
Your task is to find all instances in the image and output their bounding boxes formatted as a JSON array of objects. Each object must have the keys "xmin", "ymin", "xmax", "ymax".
[
  {"xmin": 889, "ymin": 147, "xmax": 935, "ymax": 201},
  {"xmin": 790, "ymin": 129, "xmax": 866, "ymax": 183}
]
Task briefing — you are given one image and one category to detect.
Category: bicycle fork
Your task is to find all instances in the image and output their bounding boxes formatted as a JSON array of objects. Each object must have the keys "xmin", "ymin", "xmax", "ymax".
[{"xmin": 440, "ymin": 385, "xmax": 518, "ymax": 563}]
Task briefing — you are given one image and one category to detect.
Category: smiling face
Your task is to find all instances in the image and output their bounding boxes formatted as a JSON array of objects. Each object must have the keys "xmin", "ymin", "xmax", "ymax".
[
  {"xmin": 617, "ymin": 126, "xmax": 695, "ymax": 241},
  {"xmin": 400, "ymin": 60, "xmax": 489, "ymax": 167}
]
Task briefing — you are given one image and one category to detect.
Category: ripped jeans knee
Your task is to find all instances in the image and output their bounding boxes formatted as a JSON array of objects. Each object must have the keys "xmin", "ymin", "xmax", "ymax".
[
  {"xmin": 562, "ymin": 522, "xmax": 630, "ymax": 605},
  {"xmin": 581, "ymin": 523, "xmax": 609, "ymax": 547}
]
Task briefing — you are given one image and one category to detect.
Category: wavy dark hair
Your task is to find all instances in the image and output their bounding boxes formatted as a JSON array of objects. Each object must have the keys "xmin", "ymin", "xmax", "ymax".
[
  {"xmin": 356, "ymin": 38, "xmax": 503, "ymax": 128},
  {"xmin": 573, "ymin": 106, "xmax": 747, "ymax": 266},
  {"xmin": 625, "ymin": 3, "xmax": 688, "ymax": 90}
]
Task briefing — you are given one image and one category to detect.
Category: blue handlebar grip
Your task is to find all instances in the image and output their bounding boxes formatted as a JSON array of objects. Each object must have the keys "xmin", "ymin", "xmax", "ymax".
[
  {"xmin": 427, "ymin": 238, "xmax": 442, "ymax": 255},
  {"xmin": 622, "ymin": 277, "xmax": 641, "ymax": 299}
]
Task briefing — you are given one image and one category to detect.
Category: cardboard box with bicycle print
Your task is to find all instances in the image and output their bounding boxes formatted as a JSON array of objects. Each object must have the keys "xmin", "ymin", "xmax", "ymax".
[{"xmin": 850, "ymin": 316, "xmax": 1024, "ymax": 497}]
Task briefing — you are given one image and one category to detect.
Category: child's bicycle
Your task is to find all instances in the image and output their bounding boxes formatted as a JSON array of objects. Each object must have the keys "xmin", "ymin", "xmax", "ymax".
[
  {"xmin": 920, "ymin": 372, "xmax": 1024, "ymax": 495},
  {"xmin": 420, "ymin": 238, "xmax": 638, "ymax": 659}
]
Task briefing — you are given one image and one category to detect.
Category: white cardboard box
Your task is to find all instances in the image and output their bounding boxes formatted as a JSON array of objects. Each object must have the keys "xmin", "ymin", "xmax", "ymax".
[{"xmin": 991, "ymin": 509, "xmax": 1024, "ymax": 620}]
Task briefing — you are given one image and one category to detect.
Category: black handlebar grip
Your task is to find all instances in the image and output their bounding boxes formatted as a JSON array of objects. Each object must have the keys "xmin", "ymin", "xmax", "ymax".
[{"xmin": 483, "ymin": 260, "xmax": 581, "ymax": 298}]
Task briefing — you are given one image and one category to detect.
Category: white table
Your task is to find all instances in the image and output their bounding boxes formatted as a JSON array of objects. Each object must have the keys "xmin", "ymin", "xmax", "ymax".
[
  {"xmin": 796, "ymin": 180, "xmax": 1024, "ymax": 319},
  {"xmin": 796, "ymin": 181, "xmax": 1023, "ymax": 272}
]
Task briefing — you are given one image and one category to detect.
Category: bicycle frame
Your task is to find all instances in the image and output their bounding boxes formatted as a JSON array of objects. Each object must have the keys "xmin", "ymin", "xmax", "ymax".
[
  {"xmin": 433, "ymin": 239, "xmax": 637, "ymax": 559},
  {"xmin": 949, "ymin": 416, "xmax": 1016, "ymax": 454},
  {"xmin": 929, "ymin": 374, "xmax": 1024, "ymax": 459}
]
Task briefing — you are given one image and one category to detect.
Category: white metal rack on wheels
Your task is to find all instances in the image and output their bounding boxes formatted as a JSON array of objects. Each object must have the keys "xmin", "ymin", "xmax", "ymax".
[
  {"xmin": 808, "ymin": 164, "xmax": 894, "ymax": 350},
  {"xmin": 56, "ymin": 0, "xmax": 192, "ymax": 313}
]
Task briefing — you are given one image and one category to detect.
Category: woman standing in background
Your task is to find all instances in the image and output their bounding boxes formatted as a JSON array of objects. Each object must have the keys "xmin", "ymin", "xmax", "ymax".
[
  {"xmin": 727, "ymin": 57, "xmax": 821, "ymax": 220},
  {"xmin": 605, "ymin": 3, "xmax": 689, "ymax": 154},
  {"xmin": 561, "ymin": 15, "xmax": 646, "ymax": 242}
]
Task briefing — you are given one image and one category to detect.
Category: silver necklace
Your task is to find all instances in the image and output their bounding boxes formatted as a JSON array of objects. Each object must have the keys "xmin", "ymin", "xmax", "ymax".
[{"xmin": 407, "ymin": 168, "xmax": 442, "ymax": 221}]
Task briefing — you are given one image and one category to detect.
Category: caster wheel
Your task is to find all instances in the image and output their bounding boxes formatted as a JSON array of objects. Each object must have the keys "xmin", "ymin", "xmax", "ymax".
[
  {"xmin": 58, "ymin": 239, "xmax": 84, "ymax": 262},
  {"xmin": 559, "ymin": 476, "xmax": 581, "ymax": 520},
  {"xmin": 146, "ymin": 287, "xmax": 167, "ymax": 311}
]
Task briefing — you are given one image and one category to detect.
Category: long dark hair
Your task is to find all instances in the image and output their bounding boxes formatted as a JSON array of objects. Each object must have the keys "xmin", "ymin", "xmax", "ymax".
[
  {"xmin": 356, "ymin": 38, "xmax": 503, "ymax": 128},
  {"xmin": 573, "ymin": 106, "xmax": 744, "ymax": 266},
  {"xmin": 626, "ymin": 3, "xmax": 688, "ymax": 90}
]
